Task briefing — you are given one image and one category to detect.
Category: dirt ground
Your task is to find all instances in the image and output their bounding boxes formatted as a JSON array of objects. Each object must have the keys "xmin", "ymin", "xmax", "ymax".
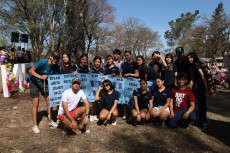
[{"xmin": 0, "ymin": 87, "xmax": 230, "ymax": 153}]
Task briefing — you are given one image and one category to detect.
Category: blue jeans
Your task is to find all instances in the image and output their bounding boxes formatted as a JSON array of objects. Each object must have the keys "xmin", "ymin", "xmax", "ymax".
[{"xmin": 168, "ymin": 109, "xmax": 196, "ymax": 128}]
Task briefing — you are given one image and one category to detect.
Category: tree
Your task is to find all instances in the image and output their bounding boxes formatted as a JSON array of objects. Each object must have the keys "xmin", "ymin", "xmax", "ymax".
[
  {"xmin": 204, "ymin": 2, "xmax": 230, "ymax": 60},
  {"xmin": 0, "ymin": 0, "xmax": 52, "ymax": 61},
  {"xmin": 164, "ymin": 10, "xmax": 200, "ymax": 47},
  {"xmin": 179, "ymin": 25, "xmax": 207, "ymax": 56},
  {"xmin": 122, "ymin": 17, "xmax": 162, "ymax": 58}
]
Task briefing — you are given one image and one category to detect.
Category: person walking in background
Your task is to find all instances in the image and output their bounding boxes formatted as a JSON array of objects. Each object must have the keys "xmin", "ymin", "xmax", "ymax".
[{"xmin": 16, "ymin": 46, "xmax": 24, "ymax": 63}]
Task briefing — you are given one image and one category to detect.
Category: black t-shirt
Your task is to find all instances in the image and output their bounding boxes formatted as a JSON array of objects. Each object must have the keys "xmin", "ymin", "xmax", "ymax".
[
  {"xmin": 153, "ymin": 87, "xmax": 171, "ymax": 107},
  {"xmin": 76, "ymin": 64, "xmax": 89, "ymax": 73},
  {"xmin": 103, "ymin": 90, "xmax": 119, "ymax": 110},
  {"xmin": 145, "ymin": 62, "xmax": 161, "ymax": 81},
  {"xmin": 138, "ymin": 66, "xmax": 147, "ymax": 80},
  {"xmin": 103, "ymin": 65, "xmax": 120, "ymax": 75},
  {"xmin": 173, "ymin": 57, "xmax": 191, "ymax": 81},
  {"xmin": 89, "ymin": 65, "xmax": 103, "ymax": 74},
  {"xmin": 161, "ymin": 64, "xmax": 176, "ymax": 86},
  {"xmin": 61, "ymin": 64, "xmax": 77, "ymax": 74},
  {"xmin": 191, "ymin": 61, "xmax": 205, "ymax": 87},
  {"xmin": 133, "ymin": 89, "xmax": 152, "ymax": 109},
  {"xmin": 121, "ymin": 61, "xmax": 139, "ymax": 76}
]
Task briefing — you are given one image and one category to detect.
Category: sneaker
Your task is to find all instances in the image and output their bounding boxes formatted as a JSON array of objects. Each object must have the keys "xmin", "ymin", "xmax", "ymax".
[
  {"xmin": 122, "ymin": 115, "xmax": 127, "ymax": 120},
  {"xmin": 49, "ymin": 121, "xmax": 58, "ymax": 128},
  {"xmin": 56, "ymin": 119, "xmax": 60, "ymax": 125},
  {"xmin": 93, "ymin": 115, "xmax": 99, "ymax": 121},
  {"xmin": 112, "ymin": 119, "xmax": 117, "ymax": 126},
  {"xmin": 80, "ymin": 126, "xmax": 90, "ymax": 133},
  {"xmin": 32, "ymin": 126, "xmax": 40, "ymax": 134},
  {"xmin": 103, "ymin": 120, "xmax": 108, "ymax": 126},
  {"xmin": 90, "ymin": 115, "xmax": 94, "ymax": 122},
  {"xmin": 63, "ymin": 127, "xmax": 76, "ymax": 135}
]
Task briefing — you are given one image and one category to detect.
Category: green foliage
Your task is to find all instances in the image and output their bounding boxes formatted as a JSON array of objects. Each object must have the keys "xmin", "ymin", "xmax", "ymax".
[{"xmin": 164, "ymin": 10, "xmax": 200, "ymax": 47}]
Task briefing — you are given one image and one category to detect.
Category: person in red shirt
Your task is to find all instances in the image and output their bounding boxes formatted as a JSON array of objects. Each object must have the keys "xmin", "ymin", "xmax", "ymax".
[{"xmin": 168, "ymin": 73, "xmax": 196, "ymax": 128}]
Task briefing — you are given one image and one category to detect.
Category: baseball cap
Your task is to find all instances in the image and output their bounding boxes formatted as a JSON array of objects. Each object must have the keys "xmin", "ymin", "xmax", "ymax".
[
  {"xmin": 175, "ymin": 47, "xmax": 184, "ymax": 53},
  {"xmin": 51, "ymin": 51, "xmax": 60, "ymax": 58},
  {"xmin": 71, "ymin": 77, "xmax": 81, "ymax": 84}
]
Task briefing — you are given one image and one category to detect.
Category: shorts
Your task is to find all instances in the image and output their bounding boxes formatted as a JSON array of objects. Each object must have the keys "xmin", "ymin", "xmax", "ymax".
[
  {"xmin": 30, "ymin": 81, "xmax": 49, "ymax": 98},
  {"xmin": 154, "ymin": 106, "xmax": 170, "ymax": 113},
  {"xmin": 57, "ymin": 107, "xmax": 78, "ymax": 122}
]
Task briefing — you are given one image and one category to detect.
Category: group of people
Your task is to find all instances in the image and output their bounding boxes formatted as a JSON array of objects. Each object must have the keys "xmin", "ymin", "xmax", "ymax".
[
  {"xmin": 0, "ymin": 46, "xmax": 31, "ymax": 66},
  {"xmin": 28, "ymin": 47, "xmax": 209, "ymax": 134}
]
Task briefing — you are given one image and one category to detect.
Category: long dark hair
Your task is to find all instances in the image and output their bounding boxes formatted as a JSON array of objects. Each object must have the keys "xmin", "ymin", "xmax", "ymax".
[
  {"xmin": 136, "ymin": 55, "xmax": 146, "ymax": 72},
  {"xmin": 79, "ymin": 54, "xmax": 88, "ymax": 65},
  {"xmin": 165, "ymin": 53, "xmax": 174, "ymax": 71},
  {"xmin": 187, "ymin": 52, "xmax": 202, "ymax": 66},
  {"xmin": 61, "ymin": 53, "xmax": 73, "ymax": 73},
  {"xmin": 99, "ymin": 79, "xmax": 114, "ymax": 100},
  {"xmin": 187, "ymin": 52, "xmax": 200, "ymax": 63}
]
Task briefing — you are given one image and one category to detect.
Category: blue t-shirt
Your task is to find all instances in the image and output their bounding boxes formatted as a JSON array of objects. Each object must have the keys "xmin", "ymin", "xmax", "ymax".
[
  {"xmin": 103, "ymin": 90, "xmax": 119, "ymax": 110},
  {"xmin": 161, "ymin": 64, "xmax": 176, "ymax": 86},
  {"xmin": 29, "ymin": 59, "xmax": 60, "ymax": 84},
  {"xmin": 76, "ymin": 64, "xmax": 90, "ymax": 73},
  {"xmin": 89, "ymin": 65, "xmax": 103, "ymax": 74},
  {"xmin": 121, "ymin": 61, "xmax": 139, "ymax": 76},
  {"xmin": 153, "ymin": 87, "xmax": 171, "ymax": 107},
  {"xmin": 103, "ymin": 65, "xmax": 120, "ymax": 75},
  {"xmin": 133, "ymin": 89, "xmax": 152, "ymax": 110}
]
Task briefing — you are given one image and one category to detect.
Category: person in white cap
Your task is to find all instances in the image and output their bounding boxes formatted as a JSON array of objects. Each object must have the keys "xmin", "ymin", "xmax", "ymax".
[{"xmin": 57, "ymin": 77, "xmax": 90, "ymax": 134}]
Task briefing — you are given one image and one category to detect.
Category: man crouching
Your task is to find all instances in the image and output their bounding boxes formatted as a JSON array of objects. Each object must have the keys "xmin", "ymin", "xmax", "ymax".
[{"xmin": 57, "ymin": 77, "xmax": 90, "ymax": 134}]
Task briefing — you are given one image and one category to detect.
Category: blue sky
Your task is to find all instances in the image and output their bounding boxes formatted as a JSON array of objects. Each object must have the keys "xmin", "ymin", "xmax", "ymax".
[{"xmin": 108, "ymin": 0, "xmax": 230, "ymax": 49}]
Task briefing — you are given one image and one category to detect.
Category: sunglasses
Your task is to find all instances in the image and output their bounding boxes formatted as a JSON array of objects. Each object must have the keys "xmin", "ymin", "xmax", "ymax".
[{"xmin": 103, "ymin": 84, "xmax": 110, "ymax": 87}]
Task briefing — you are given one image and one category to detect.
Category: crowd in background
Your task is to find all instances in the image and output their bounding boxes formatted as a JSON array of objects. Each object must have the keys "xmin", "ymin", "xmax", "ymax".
[{"xmin": 0, "ymin": 46, "xmax": 32, "ymax": 66}]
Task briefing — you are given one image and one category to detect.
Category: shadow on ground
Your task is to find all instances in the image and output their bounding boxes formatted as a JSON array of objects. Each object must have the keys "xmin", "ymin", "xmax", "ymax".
[
  {"xmin": 207, "ymin": 89, "xmax": 230, "ymax": 118},
  {"xmin": 203, "ymin": 119, "xmax": 230, "ymax": 146}
]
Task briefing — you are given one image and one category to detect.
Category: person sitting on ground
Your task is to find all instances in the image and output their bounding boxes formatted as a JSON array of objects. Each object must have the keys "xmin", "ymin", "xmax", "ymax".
[
  {"xmin": 95, "ymin": 79, "xmax": 119, "ymax": 126},
  {"xmin": 132, "ymin": 79, "xmax": 153, "ymax": 125},
  {"xmin": 57, "ymin": 77, "xmax": 90, "ymax": 134},
  {"xmin": 29, "ymin": 51, "xmax": 60, "ymax": 134},
  {"xmin": 150, "ymin": 76, "xmax": 171, "ymax": 125},
  {"xmin": 168, "ymin": 73, "xmax": 196, "ymax": 128}
]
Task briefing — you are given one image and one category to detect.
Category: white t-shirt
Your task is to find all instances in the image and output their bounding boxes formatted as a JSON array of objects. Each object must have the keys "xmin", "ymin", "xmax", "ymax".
[
  {"xmin": 58, "ymin": 89, "xmax": 87, "ymax": 115},
  {"xmin": 114, "ymin": 60, "xmax": 123, "ymax": 71},
  {"xmin": 16, "ymin": 50, "xmax": 24, "ymax": 57}
]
